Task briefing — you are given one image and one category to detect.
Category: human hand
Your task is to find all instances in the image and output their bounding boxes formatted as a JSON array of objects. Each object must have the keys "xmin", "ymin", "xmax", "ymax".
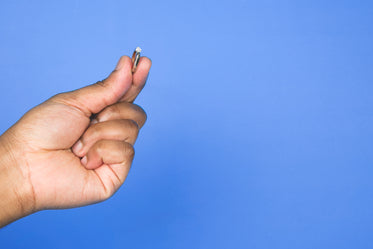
[{"xmin": 0, "ymin": 55, "xmax": 151, "ymax": 226}]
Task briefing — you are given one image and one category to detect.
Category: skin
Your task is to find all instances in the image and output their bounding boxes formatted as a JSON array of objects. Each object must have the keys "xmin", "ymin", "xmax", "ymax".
[{"xmin": 0, "ymin": 55, "xmax": 152, "ymax": 227}]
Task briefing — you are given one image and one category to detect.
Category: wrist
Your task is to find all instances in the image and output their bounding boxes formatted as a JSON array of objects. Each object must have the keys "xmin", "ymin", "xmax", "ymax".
[{"xmin": 0, "ymin": 133, "xmax": 35, "ymax": 227}]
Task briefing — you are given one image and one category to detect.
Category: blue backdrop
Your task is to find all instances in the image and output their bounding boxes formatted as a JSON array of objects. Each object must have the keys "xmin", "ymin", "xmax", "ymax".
[{"xmin": 1, "ymin": 1, "xmax": 373, "ymax": 248}]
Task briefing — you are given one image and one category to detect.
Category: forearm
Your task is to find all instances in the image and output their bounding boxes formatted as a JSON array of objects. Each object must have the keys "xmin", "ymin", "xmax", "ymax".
[{"xmin": 0, "ymin": 135, "xmax": 34, "ymax": 227}]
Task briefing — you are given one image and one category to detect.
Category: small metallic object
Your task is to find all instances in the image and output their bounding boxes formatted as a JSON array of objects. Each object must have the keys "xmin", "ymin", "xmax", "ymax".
[{"xmin": 131, "ymin": 47, "xmax": 142, "ymax": 73}]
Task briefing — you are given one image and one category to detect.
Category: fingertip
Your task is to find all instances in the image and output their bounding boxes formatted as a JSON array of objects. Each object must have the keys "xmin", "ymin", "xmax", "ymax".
[
  {"xmin": 115, "ymin": 55, "xmax": 132, "ymax": 81},
  {"xmin": 141, "ymin": 56, "xmax": 152, "ymax": 68},
  {"xmin": 110, "ymin": 55, "xmax": 133, "ymax": 85},
  {"xmin": 115, "ymin": 55, "xmax": 132, "ymax": 71},
  {"xmin": 132, "ymin": 57, "xmax": 152, "ymax": 87},
  {"xmin": 72, "ymin": 140, "xmax": 84, "ymax": 157},
  {"xmin": 137, "ymin": 57, "xmax": 152, "ymax": 75},
  {"xmin": 81, "ymin": 156, "xmax": 88, "ymax": 166}
]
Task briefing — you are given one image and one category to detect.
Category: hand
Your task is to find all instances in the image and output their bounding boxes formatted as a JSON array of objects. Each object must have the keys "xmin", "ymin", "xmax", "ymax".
[{"xmin": 0, "ymin": 55, "xmax": 152, "ymax": 227}]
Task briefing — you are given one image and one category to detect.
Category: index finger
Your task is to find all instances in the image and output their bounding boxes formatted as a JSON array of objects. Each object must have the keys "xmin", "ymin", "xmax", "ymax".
[{"xmin": 120, "ymin": 56, "xmax": 152, "ymax": 103}]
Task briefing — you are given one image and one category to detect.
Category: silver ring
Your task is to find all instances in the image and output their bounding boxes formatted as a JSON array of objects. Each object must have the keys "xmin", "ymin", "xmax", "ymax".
[{"xmin": 131, "ymin": 47, "xmax": 142, "ymax": 73}]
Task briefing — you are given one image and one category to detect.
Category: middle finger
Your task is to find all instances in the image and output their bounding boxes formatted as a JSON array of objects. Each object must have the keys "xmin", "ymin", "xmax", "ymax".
[
  {"xmin": 72, "ymin": 119, "xmax": 139, "ymax": 157},
  {"xmin": 93, "ymin": 102, "xmax": 147, "ymax": 128}
]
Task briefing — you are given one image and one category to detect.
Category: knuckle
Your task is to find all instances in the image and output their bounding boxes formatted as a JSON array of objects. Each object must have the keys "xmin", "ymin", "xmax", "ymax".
[
  {"xmin": 50, "ymin": 92, "xmax": 76, "ymax": 104},
  {"xmin": 142, "ymin": 110, "xmax": 148, "ymax": 124},
  {"xmin": 138, "ymin": 108, "xmax": 148, "ymax": 123},
  {"xmin": 50, "ymin": 92, "xmax": 66, "ymax": 101},
  {"xmin": 95, "ymin": 80, "xmax": 106, "ymax": 88},
  {"xmin": 132, "ymin": 104, "xmax": 146, "ymax": 116},
  {"xmin": 95, "ymin": 81, "xmax": 117, "ymax": 107},
  {"xmin": 132, "ymin": 104, "xmax": 147, "ymax": 125},
  {"xmin": 126, "ymin": 119, "xmax": 140, "ymax": 134},
  {"xmin": 123, "ymin": 143, "xmax": 135, "ymax": 159}
]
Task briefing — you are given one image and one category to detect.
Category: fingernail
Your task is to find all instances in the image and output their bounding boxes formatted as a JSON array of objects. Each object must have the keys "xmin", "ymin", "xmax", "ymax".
[
  {"xmin": 72, "ymin": 140, "xmax": 83, "ymax": 154},
  {"xmin": 91, "ymin": 119, "xmax": 98, "ymax": 124},
  {"xmin": 115, "ymin": 57, "xmax": 124, "ymax": 70},
  {"xmin": 81, "ymin": 156, "xmax": 88, "ymax": 166}
]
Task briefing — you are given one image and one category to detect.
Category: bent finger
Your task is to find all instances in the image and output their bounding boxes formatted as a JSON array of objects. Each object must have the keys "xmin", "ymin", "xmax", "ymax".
[
  {"xmin": 120, "ymin": 57, "xmax": 152, "ymax": 103},
  {"xmin": 81, "ymin": 140, "xmax": 135, "ymax": 170},
  {"xmin": 72, "ymin": 119, "xmax": 139, "ymax": 157},
  {"xmin": 94, "ymin": 102, "xmax": 147, "ymax": 128}
]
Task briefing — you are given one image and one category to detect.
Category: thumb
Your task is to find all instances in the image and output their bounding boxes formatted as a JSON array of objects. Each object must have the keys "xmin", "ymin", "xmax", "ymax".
[{"xmin": 54, "ymin": 56, "xmax": 133, "ymax": 116}]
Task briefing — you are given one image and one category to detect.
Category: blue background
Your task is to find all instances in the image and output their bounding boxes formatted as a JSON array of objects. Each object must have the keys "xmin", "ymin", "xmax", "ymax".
[{"xmin": 1, "ymin": 0, "xmax": 373, "ymax": 248}]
